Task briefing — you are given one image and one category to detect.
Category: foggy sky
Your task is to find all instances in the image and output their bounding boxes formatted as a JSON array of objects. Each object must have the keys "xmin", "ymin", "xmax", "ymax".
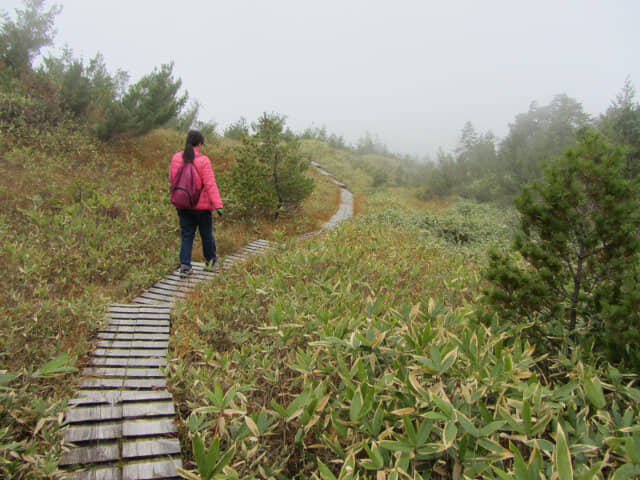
[{"xmin": 3, "ymin": 0, "xmax": 639, "ymax": 157}]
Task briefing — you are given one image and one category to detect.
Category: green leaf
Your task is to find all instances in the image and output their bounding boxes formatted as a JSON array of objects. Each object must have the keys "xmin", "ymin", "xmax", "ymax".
[
  {"xmin": 192, "ymin": 434, "xmax": 218, "ymax": 480},
  {"xmin": 33, "ymin": 353, "xmax": 76, "ymax": 378},
  {"xmin": 583, "ymin": 373, "xmax": 606, "ymax": 410},
  {"xmin": 432, "ymin": 393, "xmax": 453, "ymax": 418},
  {"xmin": 554, "ymin": 423, "xmax": 573, "ymax": 480},
  {"xmin": 443, "ymin": 422, "xmax": 457, "ymax": 448},
  {"xmin": 317, "ymin": 459, "xmax": 338, "ymax": 480},
  {"xmin": 380, "ymin": 440, "xmax": 415, "ymax": 453},
  {"xmin": 349, "ymin": 388, "xmax": 363, "ymax": 422}
]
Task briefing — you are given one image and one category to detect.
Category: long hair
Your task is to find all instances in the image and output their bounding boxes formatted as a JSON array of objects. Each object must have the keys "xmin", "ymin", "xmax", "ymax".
[{"xmin": 183, "ymin": 130, "xmax": 205, "ymax": 164}]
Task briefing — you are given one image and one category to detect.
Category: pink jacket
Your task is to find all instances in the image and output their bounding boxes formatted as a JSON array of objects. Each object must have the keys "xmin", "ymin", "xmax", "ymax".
[{"xmin": 169, "ymin": 149, "xmax": 223, "ymax": 211}]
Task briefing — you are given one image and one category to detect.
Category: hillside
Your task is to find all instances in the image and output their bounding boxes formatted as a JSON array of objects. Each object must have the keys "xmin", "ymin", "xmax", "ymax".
[
  {"xmin": 167, "ymin": 148, "xmax": 640, "ymax": 479},
  {"xmin": 0, "ymin": 125, "xmax": 343, "ymax": 479}
]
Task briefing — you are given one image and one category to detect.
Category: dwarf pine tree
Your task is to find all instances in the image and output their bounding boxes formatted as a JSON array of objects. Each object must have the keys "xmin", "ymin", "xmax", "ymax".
[
  {"xmin": 485, "ymin": 129, "xmax": 640, "ymax": 364},
  {"xmin": 230, "ymin": 113, "xmax": 314, "ymax": 216}
]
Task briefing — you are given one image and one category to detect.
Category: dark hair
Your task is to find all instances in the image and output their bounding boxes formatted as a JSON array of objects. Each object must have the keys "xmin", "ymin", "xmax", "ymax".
[{"xmin": 183, "ymin": 130, "xmax": 205, "ymax": 164}]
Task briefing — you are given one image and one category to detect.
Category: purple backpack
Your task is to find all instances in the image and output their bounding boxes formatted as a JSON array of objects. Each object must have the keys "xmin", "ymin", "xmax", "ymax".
[{"xmin": 170, "ymin": 160, "xmax": 203, "ymax": 209}]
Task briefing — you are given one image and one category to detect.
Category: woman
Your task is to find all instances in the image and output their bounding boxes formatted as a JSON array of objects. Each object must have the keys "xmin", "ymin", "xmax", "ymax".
[{"xmin": 169, "ymin": 130, "xmax": 223, "ymax": 276}]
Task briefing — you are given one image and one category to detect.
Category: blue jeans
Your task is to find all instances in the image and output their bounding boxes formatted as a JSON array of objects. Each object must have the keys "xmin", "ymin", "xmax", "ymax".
[{"xmin": 177, "ymin": 209, "xmax": 217, "ymax": 268}]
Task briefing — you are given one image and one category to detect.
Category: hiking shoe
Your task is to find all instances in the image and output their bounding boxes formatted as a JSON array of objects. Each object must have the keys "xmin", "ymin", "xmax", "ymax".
[
  {"xmin": 179, "ymin": 266, "xmax": 193, "ymax": 278},
  {"xmin": 204, "ymin": 259, "xmax": 218, "ymax": 272}
]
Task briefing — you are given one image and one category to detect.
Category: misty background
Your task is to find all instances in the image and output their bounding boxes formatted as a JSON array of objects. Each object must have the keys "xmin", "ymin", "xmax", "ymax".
[{"xmin": 3, "ymin": 0, "xmax": 639, "ymax": 157}]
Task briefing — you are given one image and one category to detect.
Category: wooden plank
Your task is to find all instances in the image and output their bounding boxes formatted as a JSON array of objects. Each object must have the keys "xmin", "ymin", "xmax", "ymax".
[
  {"xmin": 80, "ymin": 378, "xmax": 167, "ymax": 389},
  {"xmin": 69, "ymin": 390, "xmax": 172, "ymax": 405},
  {"xmin": 155, "ymin": 278, "xmax": 192, "ymax": 289},
  {"xmin": 134, "ymin": 295, "xmax": 174, "ymax": 305},
  {"xmin": 101, "ymin": 325, "xmax": 170, "ymax": 334},
  {"xmin": 66, "ymin": 405, "xmax": 122, "ymax": 423},
  {"xmin": 110, "ymin": 304, "xmax": 170, "ymax": 312},
  {"xmin": 153, "ymin": 281, "xmax": 192, "ymax": 292},
  {"xmin": 121, "ymin": 378, "xmax": 167, "ymax": 389},
  {"xmin": 90, "ymin": 357, "xmax": 167, "ymax": 368},
  {"xmin": 122, "ymin": 419, "xmax": 177, "ymax": 437},
  {"xmin": 132, "ymin": 298, "xmax": 173, "ymax": 307},
  {"xmin": 107, "ymin": 313, "xmax": 170, "ymax": 320},
  {"xmin": 122, "ymin": 438, "xmax": 180, "ymax": 458},
  {"xmin": 93, "ymin": 349, "xmax": 167, "ymax": 358},
  {"xmin": 80, "ymin": 379, "xmax": 167, "ymax": 390},
  {"xmin": 121, "ymin": 459, "xmax": 182, "ymax": 479},
  {"xmin": 65, "ymin": 422, "xmax": 122, "ymax": 442},
  {"xmin": 108, "ymin": 310, "xmax": 170, "ymax": 318},
  {"xmin": 96, "ymin": 340, "xmax": 168, "ymax": 349},
  {"xmin": 165, "ymin": 274, "xmax": 194, "ymax": 282},
  {"xmin": 79, "ymin": 378, "xmax": 124, "ymax": 389},
  {"xmin": 98, "ymin": 333, "xmax": 169, "ymax": 341},
  {"xmin": 105, "ymin": 320, "xmax": 170, "ymax": 327},
  {"xmin": 123, "ymin": 402, "xmax": 175, "ymax": 418},
  {"xmin": 67, "ymin": 466, "xmax": 122, "ymax": 480},
  {"xmin": 82, "ymin": 367, "xmax": 165, "ymax": 378},
  {"xmin": 147, "ymin": 287, "xmax": 187, "ymax": 298}
]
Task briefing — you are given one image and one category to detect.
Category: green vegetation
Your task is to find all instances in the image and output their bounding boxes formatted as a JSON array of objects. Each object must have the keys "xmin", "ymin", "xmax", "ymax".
[
  {"xmin": 485, "ymin": 130, "xmax": 640, "ymax": 366},
  {"xmin": 3, "ymin": 1, "xmax": 640, "ymax": 479},
  {"xmin": 170, "ymin": 203, "xmax": 640, "ymax": 479},
  {"xmin": 230, "ymin": 113, "xmax": 314, "ymax": 217}
]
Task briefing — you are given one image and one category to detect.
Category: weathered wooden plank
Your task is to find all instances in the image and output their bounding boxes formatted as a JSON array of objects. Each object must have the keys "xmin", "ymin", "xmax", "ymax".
[
  {"xmin": 133, "ymin": 295, "xmax": 174, "ymax": 305},
  {"xmin": 121, "ymin": 459, "xmax": 182, "ymax": 479},
  {"xmin": 165, "ymin": 273, "xmax": 194, "ymax": 282},
  {"xmin": 107, "ymin": 313, "xmax": 170, "ymax": 320},
  {"xmin": 65, "ymin": 422, "xmax": 122, "ymax": 442},
  {"xmin": 82, "ymin": 367, "xmax": 165, "ymax": 378},
  {"xmin": 155, "ymin": 278, "xmax": 192, "ymax": 289},
  {"xmin": 122, "ymin": 418, "xmax": 177, "ymax": 437},
  {"xmin": 123, "ymin": 402, "xmax": 175, "ymax": 418},
  {"xmin": 147, "ymin": 287, "xmax": 187, "ymax": 298},
  {"xmin": 90, "ymin": 357, "xmax": 167, "ymax": 368},
  {"xmin": 110, "ymin": 304, "xmax": 170, "ymax": 312},
  {"xmin": 153, "ymin": 280, "xmax": 192, "ymax": 292},
  {"xmin": 105, "ymin": 320, "xmax": 170, "ymax": 327},
  {"xmin": 122, "ymin": 438, "xmax": 180, "ymax": 458},
  {"xmin": 101, "ymin": 325, "xmax": 170, "ymax": 334},
  {"xmin": 108, "ymin": 309, "xmax": 170, "ymax": 317},
  {"xmin": 79, "ymin": 378, "xmax": 124, "ymax": 389},
  {"xmin": 80, "ymin": 378, "xmax": 167, "ymax": 389},
  {"xmin": 98, "ymin": 333, "xmax": 169, "ymax": 341},
  {"xmin": 66, "ymin": 405, "xmax": 122, "ymax": 423},
  {"xmin": 96, "ymin": 340, "xmax": 168, "ymax": 349},
  {"xmin": 67, "ymin": 466, "xmax": 121, "ymax": 480},
  {"xmin": 93, "ymin": 349, "xmax": 167, "ymax": 358},
  {"xmin": 121, "ymin": 378, "xmax": 167, "ymax": 389},
  {"xmin": 131, "ymin": 298, "xmax": 173, "ymax": 307},
  {"xmin": 69, "ymin": 390, "xmax": 172, "ymax": 405}
]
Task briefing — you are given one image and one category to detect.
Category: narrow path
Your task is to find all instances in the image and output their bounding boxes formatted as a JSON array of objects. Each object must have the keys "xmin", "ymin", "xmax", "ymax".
[{"xmin": 59, "ymin": 166, "xmax": 353, "ymax": 479}]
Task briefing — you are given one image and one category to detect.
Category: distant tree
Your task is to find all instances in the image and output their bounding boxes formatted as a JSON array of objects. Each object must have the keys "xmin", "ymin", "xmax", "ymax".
[
  {"xmin": 166, "ymin": 99, "xmax": 201, "ymax": 132},
  {"xmin": 0, "ymin": 0, "xmax": 61, "ymax": 73},
  {"xmin": 497, "ymin": 94, "xmax": 590, "ymax": 194},
  {"xmin": 485, "ymin": 129, "xmax": 640, "ymax": 364},
  {"xmin": 230, "ymin": 113, "xmax": 314, "ymax": 216},
  {"xmin": 96, "ymin": 62, "xmax": 186, "ymax": 140},
  {"xmin": 223, "ymin": 117, "xmax": 249, "ymax": 140},
  {"xmin": 43, "ymin": 49, "xmax": 128, "ymax": 120},
  {"xmin": 424, "ymin": 148, "xmax": 457, "ymax": 197},
  {"xmin": 194, "ymin": 119, "xmax": 218, "ymax": 138},
  {"xmin": 598, "ymin": 77, "xmax": 640, "ymax": 178}
]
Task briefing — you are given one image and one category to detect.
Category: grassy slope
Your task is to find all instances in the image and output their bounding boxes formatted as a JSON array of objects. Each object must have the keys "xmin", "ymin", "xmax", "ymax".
[
  {"xmin": 0, "ymin": 127, "xmax": 340, "ymax": 479},
  {"xmin": 169, "ymin": 145, "xmax": 640, "ymax": 479}
]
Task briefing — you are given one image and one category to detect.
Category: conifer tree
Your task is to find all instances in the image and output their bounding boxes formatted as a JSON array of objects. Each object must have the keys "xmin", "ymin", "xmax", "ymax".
[
  {"xmin": 230, "ymin": 113, "xmax": 314, "ymax": 216},
  {"xmin": 485, "ymin": 129, "xmax": 640, "ymax": 363}
]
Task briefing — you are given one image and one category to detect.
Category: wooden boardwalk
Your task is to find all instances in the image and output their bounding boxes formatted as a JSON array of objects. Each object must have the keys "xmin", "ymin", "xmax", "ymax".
[{"xmin": 60, "ymin": 165, "xmax": 352, "ymax": 479}]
